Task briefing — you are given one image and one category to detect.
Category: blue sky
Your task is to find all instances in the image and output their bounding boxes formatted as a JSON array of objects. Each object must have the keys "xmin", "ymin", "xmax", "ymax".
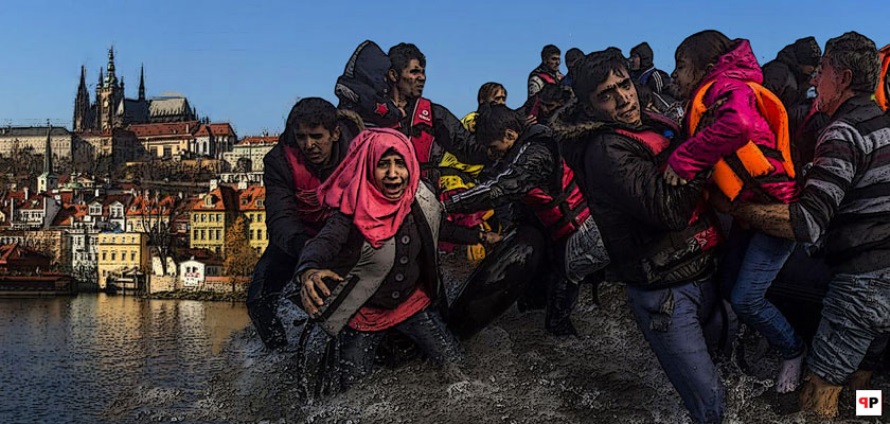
[{"xmin": 0, "ymin": 0, "xmax": 887, "ymax": 137}]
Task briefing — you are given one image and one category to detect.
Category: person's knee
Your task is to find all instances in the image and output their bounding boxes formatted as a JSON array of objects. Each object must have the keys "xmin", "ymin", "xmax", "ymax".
[{"xmin": 729, "ymin": 289, "xmax": 765, "ymax": 317}]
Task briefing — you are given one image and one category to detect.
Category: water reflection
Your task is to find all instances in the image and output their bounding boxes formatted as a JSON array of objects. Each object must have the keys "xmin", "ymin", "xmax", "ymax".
[{"xmin": 0, "ymin": 294, "xmax": 249, "ymax": 424}]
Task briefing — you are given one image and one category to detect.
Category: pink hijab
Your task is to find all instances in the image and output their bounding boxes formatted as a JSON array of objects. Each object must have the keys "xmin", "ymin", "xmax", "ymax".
[{"xmin": 317, "ymin": 128, "xmax": 420, "ymax": 248}]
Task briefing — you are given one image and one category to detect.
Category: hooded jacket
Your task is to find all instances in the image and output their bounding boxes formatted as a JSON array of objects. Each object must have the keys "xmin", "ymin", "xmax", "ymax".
[
  {"xmin": 262, "ymin": 110, "xmax": 363, "ymax": 259},
  {"xmin": 553, "ymin": 105, "xmax": 716, "ymax": 286},
  {"xmin": 630, "ymin": 42, "xmax": 672, "ymax": 95},
  {"xmin": 668, "ymin": 39, "xmax": 798, "ymax": 204},
  {"xmin": 762, "ymin": 37, "xmax": 821, "ymax": 109},
  {"xmin": 445, "ymin": 124, "xmax": 590, "ymax": 242}
]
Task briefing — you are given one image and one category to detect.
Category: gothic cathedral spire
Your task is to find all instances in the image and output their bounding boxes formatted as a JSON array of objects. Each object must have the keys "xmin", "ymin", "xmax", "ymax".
[
  {"xmin": 138, "ymin": 64, "xmax": 145, "ymax": 101},
  {"xmin": 73, "ymin": 65, "xmax": 93, "ymax": 132}
]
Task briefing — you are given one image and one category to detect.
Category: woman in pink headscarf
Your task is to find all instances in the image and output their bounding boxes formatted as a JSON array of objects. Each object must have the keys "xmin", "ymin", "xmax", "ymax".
[{"xmin": 295, "ymin": 128, "xmax": 493, "ymax": 389}]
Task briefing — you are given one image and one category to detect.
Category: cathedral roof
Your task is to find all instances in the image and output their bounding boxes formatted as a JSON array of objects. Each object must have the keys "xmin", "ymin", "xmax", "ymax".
[
  {"xmin": 0, "ymin": 127, "xmax": 71, "ymax": 138},
  {"xmin": 149, "ymin": 97, "xmax": 192, "ymax": 118}
]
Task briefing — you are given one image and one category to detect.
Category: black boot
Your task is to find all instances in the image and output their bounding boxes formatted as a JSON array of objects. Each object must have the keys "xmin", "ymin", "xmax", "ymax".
[{"xmin": 545, "ymin": 277, "xmax": 580, "ymax": 336}]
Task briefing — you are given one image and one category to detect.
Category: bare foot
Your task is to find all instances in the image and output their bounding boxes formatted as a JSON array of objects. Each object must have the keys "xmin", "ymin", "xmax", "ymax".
[{"xmin": 776, "ymin": 352, "xmax": 805, "ymax": 393}]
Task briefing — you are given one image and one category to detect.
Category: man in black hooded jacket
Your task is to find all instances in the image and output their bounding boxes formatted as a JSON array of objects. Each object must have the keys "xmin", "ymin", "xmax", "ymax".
[
  {"xmin": 554, "ymin": 48, "xmax": 727, "ymax": 424},
  {"xmin": 762, "ymin": 37, "xmax": 822, "ymax": 110},
  {"xmin": 629, "ymin": 42, "xmax": 672, "ymax": 97}
]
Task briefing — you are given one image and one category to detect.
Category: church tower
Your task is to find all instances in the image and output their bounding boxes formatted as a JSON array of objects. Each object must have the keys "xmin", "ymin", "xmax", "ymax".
[
  {"xmin": 38, "ymin": 123, "xmax": 58, "ymax": 193},
  {"xmin": 96, "ymin": 47, "xmax": 124, "ymax": 131},
  {"xmin": 73, "ymin": 66, "xmax": 93, "ymax": 132}
]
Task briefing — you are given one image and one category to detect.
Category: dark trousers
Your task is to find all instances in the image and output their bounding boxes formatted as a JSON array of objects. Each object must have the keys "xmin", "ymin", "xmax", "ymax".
[
  {"xmin": 247, "ymin": 243, "xmax": 299, "ymax": 350},
  {"xmin": 338, "ymin": 308, "xmax": 463, "ymax": 390}
]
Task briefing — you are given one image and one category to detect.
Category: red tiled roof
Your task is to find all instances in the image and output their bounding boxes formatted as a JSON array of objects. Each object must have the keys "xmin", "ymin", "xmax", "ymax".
[
  {"xmin": 189, "ymin": 186, "xmax": 237, "ymax": 212},
  {"xmin": 127, "ymin": 121, "xmax": 200, "ymax": 138},
  {"xmin": 127, "ymin": 194, "xmax": 179, "ymax": 216},
  {"xmin": 208, "ymin": 123, "xmax": 236, "ymax": 137},
  {"xmin": 19, "ymin": 194, "xmax": 51, "ymax": 211},
  {"xmin": 238, "ymin": 186, "xmax": 265, "ymax": 211},
  {"xmin": 237, "ymin": 135, "xmax": 278, "ymax": 146},
  {"xmin": 0, "ymin": 243, "xmax": 50, "ymax": 264},
  {"xmin": 194, "ymin": 125, "xmax": 211, "ymax": 137},
  {"xmin": 53, "ymin": 204, "xmax": 88, "ymax": 226}
]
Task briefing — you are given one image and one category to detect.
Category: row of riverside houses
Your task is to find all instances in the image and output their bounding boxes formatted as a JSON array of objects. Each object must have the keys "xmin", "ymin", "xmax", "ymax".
[{"xmin": 0, "ymin": 166, "xmax": 273, "ymax": 295}]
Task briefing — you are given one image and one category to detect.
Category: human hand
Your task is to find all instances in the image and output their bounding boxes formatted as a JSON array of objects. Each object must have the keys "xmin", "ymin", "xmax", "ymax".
[
  {"xmin": 525, "ymin": 115, "xmax": 537, "ymax": 126},
  {"xmin": 663, "ymin": 164, "xmax": 688, "ymax": 186},
  {"xmin": 299, "ymin": 269, "xmax": 342, "ymax": 317},
  {"xmin": 480, "ymin": 231, "xmax": 503, "ymax": 245}
]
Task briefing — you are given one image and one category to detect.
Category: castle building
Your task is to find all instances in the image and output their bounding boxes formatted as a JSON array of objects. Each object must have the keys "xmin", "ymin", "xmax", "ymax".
[{"xmin": 73, "ymin": 48, "xmax": 198, "ymax": 134}]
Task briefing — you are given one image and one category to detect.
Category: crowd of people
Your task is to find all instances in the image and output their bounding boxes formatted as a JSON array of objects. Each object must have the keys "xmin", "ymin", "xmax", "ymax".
[{"xmin": 245, "ymin": 30, "xmax": 890, "ymax": 423}]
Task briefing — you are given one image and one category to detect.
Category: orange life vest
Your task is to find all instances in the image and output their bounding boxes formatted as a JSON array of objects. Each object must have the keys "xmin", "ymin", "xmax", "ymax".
[
  {"xmin": 876, "ymin": 44, "xmax": 890, "ymax": 112},
  {"xmin": 688, "ymin": 81, "xmax": 795, "ymax": 201}
]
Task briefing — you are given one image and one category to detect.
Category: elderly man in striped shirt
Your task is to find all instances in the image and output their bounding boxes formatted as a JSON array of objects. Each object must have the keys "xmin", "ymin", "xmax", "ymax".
[{"xmin": 727, "ymin": 31, "xmax": 890, "ymax": 419}]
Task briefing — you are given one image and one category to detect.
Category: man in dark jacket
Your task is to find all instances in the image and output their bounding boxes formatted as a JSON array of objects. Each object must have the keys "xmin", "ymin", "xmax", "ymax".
[
  {"xmin": 445, "ymin": 105, "xmax": 606, "ymax": 336},
  {"xmin": 762, "ymin": 37, "xmax": 822, "ymax": 110},
  {"xmin": 561, "ymin": 47, "xmax": 584, "ymax": 89},
  {"xmin": 528, "ymin": 44, "xmax": 564, "ymax": 99},
  {"xmin": 629, "ymin": 42, "xmax": 672, "ymax": 97},
  {"xmin": 729, "ymin": 32, "xmax": 890, "ymax": 419},
  {"xmin": 554, "ymin": 48, "xmax": 726, "ymax": 424},
  {"xmin": 246, "ymin": 97, "xmax": 362, "ymax": 350},
  {"xmin": 382, "ymin": 43, "xmax": 488, "ymax": 178}
]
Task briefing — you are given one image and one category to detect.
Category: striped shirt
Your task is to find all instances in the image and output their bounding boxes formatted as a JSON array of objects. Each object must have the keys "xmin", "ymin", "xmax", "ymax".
[{"xmin": 790, "ymin": 95, "xmax": 890, "ymax": 273}]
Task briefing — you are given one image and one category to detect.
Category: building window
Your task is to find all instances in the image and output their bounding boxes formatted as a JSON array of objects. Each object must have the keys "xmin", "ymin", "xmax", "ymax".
[
  {"xmin": 193, "ymin": 229, "xmax": 198, "ymax": 240},
  {"xmin": 111, "ymin": 252, "xmax": 116, "ymax": 261},
  {"xmin": 102, "ymin": 251, "xmax": 107, "ymax": 261},
  {"xmin": 215, "ymin": 229, "xmax": 221, "ymax": 240},
  {"xmin": 257, "ymin": 229, "xmax": 262, "ymax": 240},
  {"xmin": 200, "ymin": 229, "xmax": 206, "ymax": 240},
  {"xmin": 250, "ymin": 229, "xmax": 255, "ymax": 240},
  {"xmin": 131, "ymin": 251, "xmax": 136, "ymax": 262}
]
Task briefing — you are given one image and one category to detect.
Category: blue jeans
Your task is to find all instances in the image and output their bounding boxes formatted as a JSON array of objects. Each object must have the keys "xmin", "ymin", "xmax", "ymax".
[
  {"xmin": 809, "ymin": 268, "xmax": 890, "ymax": 385},
  {"xmin": 338, "ymin": 308, "xmax": 463, "ymax": 389},
  {"xmin": 627, "ymin": 276, "xmax": 725, "ymax": 424},
  {"xmin": 724, "ymin": 228, "xmax": 802, "ymax": 359}
]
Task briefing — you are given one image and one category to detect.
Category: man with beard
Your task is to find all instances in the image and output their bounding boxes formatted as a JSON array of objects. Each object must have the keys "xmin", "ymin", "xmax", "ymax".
[
  {"xmin": 552, "ymin": 48, "xmax": 727, "ymax": 424},
  {"xmin": 728, "ymin": 32, "xmax": 890, "ymax": 419},
  {"xmin": 246, "ymin": 97, "xmax": 362, "ymax": 350},
  {"xmin": 762, "ymin": 37, "xmax": 822, "ymax": 110},
  {"xmin": 528, "ymin": 44, "xmax": 564, "ymax": 99},
  {"xmin": 382, "ymin": 43, "xmax": 487, "ymax": 179}
]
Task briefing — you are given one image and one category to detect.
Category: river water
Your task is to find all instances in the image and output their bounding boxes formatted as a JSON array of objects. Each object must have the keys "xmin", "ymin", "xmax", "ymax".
[
  {"xmin": 2, "ymin": 281, "xmax": 889, "ymax": 423},
  {"xmin": 0, "ymin": 294, "xmax": 249, "ymax": 424}
]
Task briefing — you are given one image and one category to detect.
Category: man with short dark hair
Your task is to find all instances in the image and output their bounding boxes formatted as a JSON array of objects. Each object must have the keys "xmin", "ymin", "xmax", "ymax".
[
  {"xmin": 445, "ymin": 104, "xmax": 606, "ymax": 336},
  {"xmin": 383, "ymin": 43, "xmax": 487, "ymax": 178},
  {"xmin": 729, "ymin": 32, "xmax": 890, "ymax": 419},
  {"xmin": 763, "ymin": 37, "xmax": 822, "ymax": 109},
  {"xmin": 561, "ymin": 47, "xmax": 584, "ymax": 88},
  {"xmin": 528, "ymin": 44, "xmax": 563, "ymax": 99},
  {"xmin": 554, "ymin": 48, "xmax": 727, "ymax": 424},
  {"xmin": 247, "ymin": 97, "xmax": 362, "ymax": 350}
]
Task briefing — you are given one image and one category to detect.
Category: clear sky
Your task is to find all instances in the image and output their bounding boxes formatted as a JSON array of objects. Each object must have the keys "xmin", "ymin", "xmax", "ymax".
[{"xmin": 0, "ymin": 0, "xmax": 887, "ymax": 137}]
